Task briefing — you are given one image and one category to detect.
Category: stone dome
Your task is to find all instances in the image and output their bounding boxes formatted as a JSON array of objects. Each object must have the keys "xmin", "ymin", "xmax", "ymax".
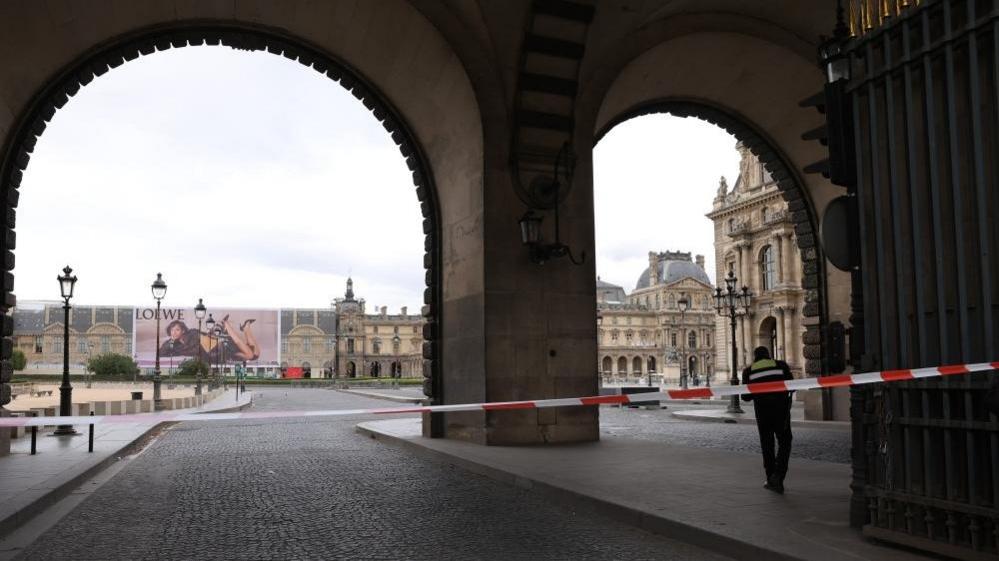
[{"xmin": 635, "ymin": 258, "xmax": 711, "ymax": 290}]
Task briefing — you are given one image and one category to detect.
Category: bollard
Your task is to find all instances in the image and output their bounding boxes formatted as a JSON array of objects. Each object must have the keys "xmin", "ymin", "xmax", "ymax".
[
  {"xmin": 30, "ymin": 425, "xmax": 37, "ymax": 455},
  {"xmin": 88, "ymin": 411, "xmax": 94, "ymax": 453}
]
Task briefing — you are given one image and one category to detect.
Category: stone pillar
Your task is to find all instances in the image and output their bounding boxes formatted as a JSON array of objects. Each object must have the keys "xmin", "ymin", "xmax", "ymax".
[{"xmin": 785, "ymin": 234, "xmax": 797, "ymax": 287}]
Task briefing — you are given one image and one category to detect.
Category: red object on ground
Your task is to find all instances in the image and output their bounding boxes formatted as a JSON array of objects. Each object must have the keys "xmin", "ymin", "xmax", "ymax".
[{"xmin": 284, "ymin": 367, "xmax": 304, "ymax": 379}]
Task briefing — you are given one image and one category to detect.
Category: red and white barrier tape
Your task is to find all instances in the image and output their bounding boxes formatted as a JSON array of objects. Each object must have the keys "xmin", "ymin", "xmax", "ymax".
[{"xmin": 2, "ymin": 361, "xmax": 996, "ymax": 428}]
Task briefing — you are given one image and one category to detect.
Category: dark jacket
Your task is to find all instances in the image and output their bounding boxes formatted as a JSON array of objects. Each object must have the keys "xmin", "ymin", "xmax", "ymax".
[{"xmin": 741, "ymin": 358, "xmax": 793, "ymax": 403}]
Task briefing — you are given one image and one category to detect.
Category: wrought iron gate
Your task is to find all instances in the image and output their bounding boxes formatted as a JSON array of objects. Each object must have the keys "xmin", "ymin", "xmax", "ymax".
[{"xmin": 843, "ymin": 0, "xmax": 999, "ymax": 557}]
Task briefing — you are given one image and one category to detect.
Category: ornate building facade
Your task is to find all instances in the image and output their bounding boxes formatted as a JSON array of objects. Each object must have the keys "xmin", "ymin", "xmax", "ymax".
[
  {"xmin": 596, "ymin": 251, "xmax": 716, "ymax": 385},
  {"xmin": 11, "ymin": 278, "xmax": 424, "ymax": 378},
  {"xmin": 706, "ymin": 143, "xmax": 806, "ymax": 377}
]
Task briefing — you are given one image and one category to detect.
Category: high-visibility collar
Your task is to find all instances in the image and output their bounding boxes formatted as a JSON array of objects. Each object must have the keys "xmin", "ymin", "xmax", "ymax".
[{"xmin": 752, "ymin": 358, "xmax": 777, "ymax": 370}]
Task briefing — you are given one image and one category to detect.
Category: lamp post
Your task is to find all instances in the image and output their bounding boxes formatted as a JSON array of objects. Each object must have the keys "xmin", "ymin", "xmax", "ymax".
[
  {"xmin": 677, "ymin": 295, "xmax": 691, "ymax": 389},
  {"xmin": 53, "ymin": 266, "xmax": 78, "ymax": 436},
  {"xmin": 206, "ymin": 314, "xmax": 216, "ymax": 389},
  {"xmin": 714, "ymin": 270, "xmax": 752, "ymax": 414},
  {"xmin": 194, "ymin": 298, "xmax": 206, "ymax": 396},
  {"xmin": 151, "ymin": 273, "xmax": 167, "ymax": 410}
]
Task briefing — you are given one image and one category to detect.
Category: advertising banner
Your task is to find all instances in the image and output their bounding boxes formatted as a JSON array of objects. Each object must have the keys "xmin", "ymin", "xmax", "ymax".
[{"xmin": 134, "ymin": 307, "xmax": 279, "ymax": 368}]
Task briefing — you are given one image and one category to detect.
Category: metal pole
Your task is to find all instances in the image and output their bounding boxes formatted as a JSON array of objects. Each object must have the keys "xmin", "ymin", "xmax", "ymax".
[
  {"xmin": 30, "ymin": 425, "xmax": 37, "ymax": 454},
  {"xmin": 195, "ymin": 317, "xmax": 203, "ymax": 396},
  {"xmin": 153, "ymin": 299, "xmax": 162, "ymax": 410},
  {"xmin": 726, "ymin": 309, "xmax": 744, "ymax": 414},
  {"xmin": 88, "ymin": 411, "xmax": 94, "ymax": 452},
  {"xmin": 54, "ymin": 301, "xmax": 77, "ymax": 435}
]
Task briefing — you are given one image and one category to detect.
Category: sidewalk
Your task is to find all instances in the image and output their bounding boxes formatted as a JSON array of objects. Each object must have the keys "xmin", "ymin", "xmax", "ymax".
[
  {"xmin": 0, "ymin": 390, "xmax": 253, "ymax": 539},
  {"xmin": 336, "ymin": 388, "xmax": 424, "ymax": 404},
  {"xmin": 357, "ymin": 418, "xmax": 930, "ymax": 561},
  {"xmin": 671, "ymin": 408, "xmax": 850, "ymax": 430}
]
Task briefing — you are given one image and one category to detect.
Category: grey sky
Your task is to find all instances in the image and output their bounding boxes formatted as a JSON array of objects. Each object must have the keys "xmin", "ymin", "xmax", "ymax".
[
  {"xmin": 593, "ymin": 115, "xmax": 739, "ymax": 292},
  {"xmin": 18, "ymin": 46, "xmax": 738, "ymax": 311}
]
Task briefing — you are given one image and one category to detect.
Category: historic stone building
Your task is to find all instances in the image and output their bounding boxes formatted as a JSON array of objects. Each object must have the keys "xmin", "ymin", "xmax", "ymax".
[
  {"xmin": 11, "ymin": 279, "xmax": 423, "ymax": 378},
  {"xmin": 707, "ymin": 143, "xmax": 806, "ymax": 378},
  {"xmin": 11, "ymin": 301, "xmax": 133, "ymax": 372},
  {"xmin": 596, "ymin": 251, "xmax": 716, "ymax": 385},
  {"xmin": 328, "ymin": 278, "xmax": 423, "ymax": 379}
]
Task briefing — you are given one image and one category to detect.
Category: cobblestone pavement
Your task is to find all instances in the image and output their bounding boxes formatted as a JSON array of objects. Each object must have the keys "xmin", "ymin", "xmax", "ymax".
[
  {"xmin": 600, "ymin": 405, "xmax": 851, "ymax": 464},
  {"xmin": 18, "ymin": 389, "xmax": 730, "ymax": 561}
]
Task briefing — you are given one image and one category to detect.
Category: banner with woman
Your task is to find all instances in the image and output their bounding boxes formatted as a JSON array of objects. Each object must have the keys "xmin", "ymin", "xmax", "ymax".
[{"xmin": 134, "ymin": 307, "xmax": 279, "ymax": 368}]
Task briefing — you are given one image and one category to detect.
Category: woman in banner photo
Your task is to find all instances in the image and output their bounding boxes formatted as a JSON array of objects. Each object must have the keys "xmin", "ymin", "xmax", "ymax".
[{"xmin": 159, "ymin": 316, "xmax": 260, "ymax": 362}]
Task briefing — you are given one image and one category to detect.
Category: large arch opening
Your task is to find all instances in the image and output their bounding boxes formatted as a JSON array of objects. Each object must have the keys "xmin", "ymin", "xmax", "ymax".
[{"xmin": 0, "ymin": 21, "xmax": 486, "ymax": 437}]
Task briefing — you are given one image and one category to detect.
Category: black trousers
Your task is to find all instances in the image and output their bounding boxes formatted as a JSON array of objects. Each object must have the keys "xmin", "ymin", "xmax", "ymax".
[{"xmin": 753, "ymin": 395, "xmax": 793, "ymax": 481}]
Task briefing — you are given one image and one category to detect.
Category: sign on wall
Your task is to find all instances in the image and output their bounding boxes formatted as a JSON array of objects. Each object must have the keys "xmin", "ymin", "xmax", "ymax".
[{"xmin": 134, "ymin": 307, "xmax": 279, "ymax": 368}]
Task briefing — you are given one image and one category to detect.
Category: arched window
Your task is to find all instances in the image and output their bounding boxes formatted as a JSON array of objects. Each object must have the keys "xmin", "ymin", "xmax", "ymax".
[
  {"xmin": 728, "ymin": 218, "xmax": 735, "ymax": 233},
  {"xmin": 760, "ymin": 245, "xmax": 776, "ymax": 291},
  {"xmin": 668, "ymin": 293, "xmax": 676, "ymax": 308},
  {"xmin": 670, "ymin": 332, "xmax": 677, "ymax": 347},
  {"xmin": 601, "ymin": 356, "xmax": 612, "ymax": 374},
  {"xmin": 632, "ymin": 356, "xmax": 643, "ymax": 373},
  {"xmin": 372, "ymin": 339, "xmax": 381, "ymax": 354},
  {"xmin": 617, "ymin": 356, "xmax": 628, "ymax": 373},
  {"xmin": 647, "ymin": 356, "xmax": 657, "ymax": 372},
  {"xmin": 688, "ymin": 330, "xmax": 697, "ymax": 349}
]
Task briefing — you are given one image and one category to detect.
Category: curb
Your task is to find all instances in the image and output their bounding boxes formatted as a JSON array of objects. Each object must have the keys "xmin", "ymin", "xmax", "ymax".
[
  {"xmin": 356, "ymin": 421, "xmax": 803, "ymax": 561},
  {"xmin": 670, "ymin": 409, "xmax": 850, "ymax": 430},
  {"xmin": 0, "ymin": 393, "xmax": 253, "ymax": 540}
]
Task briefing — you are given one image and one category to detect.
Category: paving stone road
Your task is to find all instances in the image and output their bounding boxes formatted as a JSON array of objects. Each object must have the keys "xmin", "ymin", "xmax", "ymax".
[
  {"xmin": 18, "ymin": 389, "xmax": 731, "ymax": 561},
  {"xmin": 600, "ymin": 405, "xmax": 851, "ymax": 464}
]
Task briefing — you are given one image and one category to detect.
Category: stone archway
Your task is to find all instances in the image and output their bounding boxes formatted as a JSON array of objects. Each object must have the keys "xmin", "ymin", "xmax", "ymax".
[
  {"xmin": 758, "ymin": 316, "xmax": 778, "ymax": 360},
  {"xmin": 0, "ymin": 18, "xmax": 486, "ymax": 438}
]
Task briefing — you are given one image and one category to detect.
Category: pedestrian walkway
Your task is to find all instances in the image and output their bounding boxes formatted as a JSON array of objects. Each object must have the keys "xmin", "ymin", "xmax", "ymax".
[
  {"xmin": 336, "ymin": 387, "xmax": 424, "ymax": 404},
  {"xmin": 671, "ymin": 408, "xmax": 850, "ymax": 430},
  {"xmin": 0, "ymin": 390, "xmax": 253, "ymax": 539},
  {"xmin": 357, "ymin": 417, "xmax": 931, "ymax": 561}
]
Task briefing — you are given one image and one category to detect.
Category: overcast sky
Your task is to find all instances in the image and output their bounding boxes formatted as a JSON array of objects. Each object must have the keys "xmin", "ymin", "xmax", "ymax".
[{"xmin": 18, "ymin": 46, "xmax": 738, "ymax": 310}]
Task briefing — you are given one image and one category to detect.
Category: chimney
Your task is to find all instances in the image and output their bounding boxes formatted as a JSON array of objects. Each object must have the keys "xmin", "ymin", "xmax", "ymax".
[
  {"xmin": 401, "ymin": 306, "xmax": 407, "ymax": 316},
  {"xmin": 648, "ymin": 252, "xmax": 660, "ymax": 287},
  {"xmin": 695, "ymin": 254, "xmax": 705, "ymax": 270},
  {"xmin": 380, "ymin": 306, "xmax": 387, "ymax": 317}
]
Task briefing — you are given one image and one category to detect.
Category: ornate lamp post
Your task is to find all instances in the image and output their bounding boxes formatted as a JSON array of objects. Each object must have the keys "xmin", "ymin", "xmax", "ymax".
[
  {"xmin": 53, "ymin": 266, "xmax": 78, "ymax": 436},
  {"xmin": 677, "ymin": 295, "xmax": 691, "ymax": 389},
  {"xmin": 150, "ymin": 273, "xmax": 167, "ymax": 410},
  {"xmin": 714, "ymin": 270, "xmax": 752, "ymax": 414},
  {"xmin": 206, "ymin": 314, "xmax": 216, "ymax": 389},
  {"xmin": 194, "ymin": 298, "xmax": 206, "ymax": 396}
]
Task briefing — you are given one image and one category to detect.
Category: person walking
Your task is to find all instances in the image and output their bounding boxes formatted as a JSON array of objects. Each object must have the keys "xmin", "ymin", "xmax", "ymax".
[{"xmin": 741, "ymin": 346, "xmax": 794, "ymax": 494}]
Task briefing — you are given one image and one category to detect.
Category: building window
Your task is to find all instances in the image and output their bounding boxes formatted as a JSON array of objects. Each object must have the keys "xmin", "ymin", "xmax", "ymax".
[
  {"xmin": 126, "ymin": 340, "xmax": 132, "ymax": 355},
  {"xmin": 728, "ymin": 218, "xmax": 735, "ymax": 233},
  {"xmin": 655, "ymin": 294, "xmax": 660, "ymax": 309},
  {"xmin": 281, "ymin": 339, "xmax": 289, "ymax": 354},
  {"xmin": 668, "ymin": 294, "xmax": 676, "ymax": 308},
  {"xmin": 761, "ymin": 245, "xmax": 776, "ymax": 291},
  {"xmin": 688, "ymin": 331, "xmax": 697, "ymax": 349},
  {"xmin": 347, "ymin": 339, "xmax": 355, "ymax": 354},
  {"xmin": 372, "ymin": 339, "xmax": 381, "ymax": 354},
  {"xmin": 393, "ymin": 339, "xmax": 400, "ymax": 354},
  {"xmin": 394, "ymin": 326, "xmax": 399, "ymax": 335},
  {"xmin": 326, "ymin": 337, "xmax": 335, "ymax": 352},
  {"xmin": 34, "ymin": 336, "xmax": 43, "ymax": 354},
  {"xmin": 100, "ymin": 335, "xmax": 110, "ymax": 354},
  {"xmin": 77, "ymin": 339, "xmax": 87, "ymax": 353},
  {"xmin": 670, "ymin": 333, "xmax": 677, "ymax": 347},
  {"xmin": 303, "ymin": 337, "xmax": 312, "ymax": 353},
  {"xmin": 413, "ymin": 326, "xmax": 418, "ymax": 334},
  {"xmin": 706, "ymin": 333, "xmax": 712, "ymax": 347},
  {"xmin": 373, "ymin": 326, "xmax": 379, "ymax": 334},
  {"xmin": 611, "ymin": 330, "xmax": 619, "ymax": 343},
  {"xmin": 761, "ymin": 207, "xmax": 768, "ymax": 223}
]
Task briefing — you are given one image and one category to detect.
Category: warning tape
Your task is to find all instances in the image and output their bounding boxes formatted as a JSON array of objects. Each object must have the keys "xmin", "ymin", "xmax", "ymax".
[{"xmin": 2, "ymin": 361, "xmax": 996, "ymax": 428}]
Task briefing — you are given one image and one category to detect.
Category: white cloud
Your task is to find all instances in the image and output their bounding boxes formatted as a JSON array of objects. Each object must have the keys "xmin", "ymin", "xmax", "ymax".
[{"xmin": 18, "ymin": 46, "xmax": 423, "ymax": 311}]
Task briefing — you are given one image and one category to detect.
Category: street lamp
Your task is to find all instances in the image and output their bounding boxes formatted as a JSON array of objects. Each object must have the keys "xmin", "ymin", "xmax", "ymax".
[
  {"xmin": 714, "ymin": 270, "xmax": 752, "ymax": 414},
  {"xmin": 194, "ymin": 298, "xmax": 206, "ymax": 396},
  {"xmin": 206, "ymin": 313, "xmax": 216, "ymax": 389},
  {"xmin": 677, "ymin": 295, "xmax": 691, "ymax": 389},
  {"xmin": 151, "ymin": 273, "xmax": 167, "ymax": 410},
  {"xmin": 53, "ymin": 266, "xmax": 78, "ymax": 436}
]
